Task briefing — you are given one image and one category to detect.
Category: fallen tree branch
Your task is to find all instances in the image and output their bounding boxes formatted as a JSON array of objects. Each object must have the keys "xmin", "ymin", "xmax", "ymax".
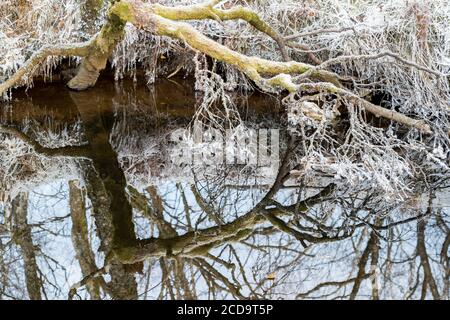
[
  {"xmin": 297, "ymin": 82, "xmax": 433, "ymax": 134},
  {"xmin": 152, "ymin": 0, "xmax": 290, "ymax": 61},
  {"xmin": 0, "ymin": 43, "xmax": 91, "ymax": 97},
  {"xmin": 109, "ymin": 1, "xmax": 341, "ymax": 90},
  {"xmin": 0, "ymin": 0, "xmax": 438, "ymax": 136},
  {"xmin": 286, "ymin": 42, "xmax": 322, "ymax": 64}
]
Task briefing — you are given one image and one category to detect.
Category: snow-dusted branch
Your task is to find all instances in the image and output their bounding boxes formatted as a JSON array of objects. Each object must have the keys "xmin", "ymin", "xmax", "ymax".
[
  {"xmin": 298, "ymin": 82, "xmax": 433, "ymax": 134},
  {"xmin": 0, "ymin": 126, "xmax": 90, "ymax": 157},
  {"xmin": 285, "ymin": 26, "xmax": 356, "ymax": 41},
  {"xmin": 0, "ymin": 43, "xmax": 91, "ymax": 97},
  {"xmin": 0, "ymin": 0, "xmax": 441, "ymax": 137},
  {"xmin": 152, "ymin": 0, "xmax": 290, "ymax": 61},
  {"xmin": 319, "ymin": 51, "xmax": 446, "ymax": 77}
]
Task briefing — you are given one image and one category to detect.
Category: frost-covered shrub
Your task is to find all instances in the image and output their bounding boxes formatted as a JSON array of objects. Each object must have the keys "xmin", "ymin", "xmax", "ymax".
[
  {"xmin": 0, "ymin": 0, "xmax": 449, "ymax": 203},
  {"xmin": 0, "ymin": 0, "xmax": 82, "ymax": 85}
]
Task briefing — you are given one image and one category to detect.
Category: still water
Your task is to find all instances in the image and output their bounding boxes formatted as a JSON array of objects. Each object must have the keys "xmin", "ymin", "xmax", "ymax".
[{"xmin": 0, "ymin": 77, "xmax": 448, "ymax": 300}]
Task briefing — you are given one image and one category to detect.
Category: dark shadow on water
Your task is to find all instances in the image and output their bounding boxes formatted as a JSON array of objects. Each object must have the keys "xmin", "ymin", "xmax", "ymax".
[{"xmin": 0, "ymin": 77, "xmax": 448, "ymax": 300}]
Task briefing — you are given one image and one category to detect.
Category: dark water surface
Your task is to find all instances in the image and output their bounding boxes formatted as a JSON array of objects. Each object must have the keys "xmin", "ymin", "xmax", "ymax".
[{"xmin": 0, "ymin": 78, "xmax": 448, "ymax": 300}]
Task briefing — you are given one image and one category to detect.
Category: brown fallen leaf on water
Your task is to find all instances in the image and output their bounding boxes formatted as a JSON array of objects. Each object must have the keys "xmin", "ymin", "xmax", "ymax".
[{"xmin": 267, "ymin": 273, "xmax": 276, "ymax": 281}]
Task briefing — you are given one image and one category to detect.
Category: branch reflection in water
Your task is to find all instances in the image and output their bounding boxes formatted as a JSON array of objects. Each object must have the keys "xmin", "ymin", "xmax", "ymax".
[{"xmin": 0, "ymin": 77, "xmax": 448, "ymax": 300}]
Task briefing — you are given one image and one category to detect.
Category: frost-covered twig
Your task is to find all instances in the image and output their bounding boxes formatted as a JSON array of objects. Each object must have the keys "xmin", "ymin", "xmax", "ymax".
[
  {"xmin": 285, "ymin": 26, "xmax": 356, "ymax": 41},
  {"xmin": 0, "ymin": 43, "xmax": 91, "ymax": 97},
  {"xmin": 298, "ymin": 82, "xmax": 433, "ymax": 134},
  {"xmin": 318, "ymin": 51, "xmax": 446, "ymax": 77},
  {"xmin": 0, "ymin": 125, "xmax": 90, "ymax": 157}
]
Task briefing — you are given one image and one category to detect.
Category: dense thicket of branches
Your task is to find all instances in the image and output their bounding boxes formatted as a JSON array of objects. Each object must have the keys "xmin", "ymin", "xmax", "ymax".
[
  {"xmin": 0, "ymin": 0, "xmax": 449, "ymax": 300},
  {"xmin": 0, "ymin": 79, "xmax": 448, "ymax": 300},
  {"xmin": 1, "ymin": 0, "xmax": 449, "ymax": 197}
]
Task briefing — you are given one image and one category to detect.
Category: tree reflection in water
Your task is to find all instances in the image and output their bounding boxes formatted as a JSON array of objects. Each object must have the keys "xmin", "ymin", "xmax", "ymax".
[{"xmin": 0, "ymin": 78, "xmax": 448, "ymax": 300}]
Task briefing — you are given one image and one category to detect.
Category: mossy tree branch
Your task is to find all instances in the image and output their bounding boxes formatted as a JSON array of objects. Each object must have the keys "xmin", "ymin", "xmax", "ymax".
[
  {"xmin": 152, "ymin": 0, "xmax": 290, "ymax": 61},
  {"xmin": 0, "ymin": 43, "xmax": 91, "ymax": 97},
  {"xmin": 0, "ymin": 0, "xmax": 437, "ymax": 135},
  {"xmin": 110, "ymin": 0, "xmax": 432, "ymax": 134}
]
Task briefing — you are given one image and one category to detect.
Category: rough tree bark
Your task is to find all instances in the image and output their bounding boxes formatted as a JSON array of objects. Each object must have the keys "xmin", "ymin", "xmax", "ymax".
[
  {"xmin": 69, "ymin": 89, "xmax": 139, "ymax": 300},
  {"xmin": 11, "ymin": 192, "xmax": 43, "ymax": 300},
  {"xmin": 417, "ymin": 217, "xmax": 440, "ymax": 300},
  {"xmin": 69, "ymin": 180, "xmax": 102, "ymax": 299}
]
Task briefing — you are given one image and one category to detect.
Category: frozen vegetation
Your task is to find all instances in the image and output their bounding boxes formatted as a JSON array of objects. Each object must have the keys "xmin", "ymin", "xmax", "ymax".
[{"xmin": 0, "ymin": 0, "xmax": 448, "ymax": 300}]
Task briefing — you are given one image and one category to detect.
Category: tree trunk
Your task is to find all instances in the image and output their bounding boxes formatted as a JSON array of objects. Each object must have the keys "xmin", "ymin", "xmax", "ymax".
[
  {"xmin": 69, "ymin": 180, "xmax": 101, "ymax": 299},
  {"xmin": 67, "ymin": 11, "xmax": 125, "ymax": 91},
  {"xmin": 69, "ymin": 89, "xmax": 139, "ymax": 300},
  {"xmin": 417, "ymin": 218, "xmax": 440, "ymax": 300},
  {"xmin": 12, "ymin": 192, "xmax": 42, "ymax": 300}
]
